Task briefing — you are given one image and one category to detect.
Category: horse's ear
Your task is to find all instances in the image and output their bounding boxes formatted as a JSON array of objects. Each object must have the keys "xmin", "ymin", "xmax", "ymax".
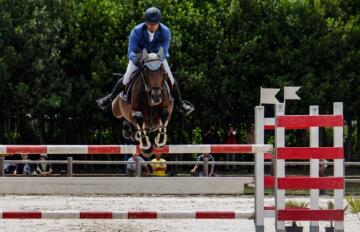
[
  {"xmin": 158, "ymin": 47, "xmax": 164, "ymax": 60},
  {"xmin": 142, "ymin": 48, "xmax": 149, "ymax": 60}
]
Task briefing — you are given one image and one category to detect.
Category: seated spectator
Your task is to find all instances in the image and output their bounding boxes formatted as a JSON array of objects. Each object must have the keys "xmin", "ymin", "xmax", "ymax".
[
  {"xmin": 13, "ymin": 154, "xmax": 36, "ymax": 175},
  {"xmin": 320, "ymin": 159, "xmax": 328, "ymax": 176},
  {"xmin": 191, "ymin": 153, "xmax": 216, "ymax": 177},
  {"xmin": 319, "ymin": 159, "xmax": 328, "ymax": 195},
  {"xmin": 151, "ymin": 154, "xmax": 167, "ymax": 176},
  {"xmin": 4, "ymin": 162, "xmax": 16, "ymax": 174},
  {"xmin": 36, "ymin": 153, "xmax": 53, "ymax": 176},
  {"xmin": 126, "ymin": 153, "xmax": 149, "ymax": 177}
]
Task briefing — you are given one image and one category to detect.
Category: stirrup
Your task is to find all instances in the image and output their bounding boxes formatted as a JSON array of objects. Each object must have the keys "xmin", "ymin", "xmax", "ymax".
[
  {"xmin": 96, "ymin": 95, "xmax": 112, "ymax": 110},
  {"xmin": 181, "ymin": 100, "xmax": 194, "ymax": 116}
]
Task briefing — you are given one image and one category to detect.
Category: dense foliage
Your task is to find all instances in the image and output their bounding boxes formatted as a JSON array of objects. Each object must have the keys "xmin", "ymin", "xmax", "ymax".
[{"xmin": 0, "ymin": 0, "xmax": 359, "ymax": 159}]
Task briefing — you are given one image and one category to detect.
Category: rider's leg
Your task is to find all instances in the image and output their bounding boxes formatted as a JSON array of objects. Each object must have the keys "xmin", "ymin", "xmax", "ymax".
[
  {"xmin": 96, "ymin": 61, "xmax": 138, "ymax": 110},
  {"xmin": 162, "ymin": 59, "xmax": 174, "ymax": 85},
  {"xmin": 122, "ymin": 61, "xmax": 138, "ymax": 85},
  {"xmin": 163, "ymin": 59, "xmax": 194, "ymax": 116}
]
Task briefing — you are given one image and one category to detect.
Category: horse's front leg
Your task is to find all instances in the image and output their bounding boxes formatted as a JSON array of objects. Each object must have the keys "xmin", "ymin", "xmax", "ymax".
[
  {"xmin": 132, "ymin": 111, "xmax": 151, "ymax": 150},
  {"xmin": 155, "ymin": 108, "xmax": 170, "ymax": 147}
]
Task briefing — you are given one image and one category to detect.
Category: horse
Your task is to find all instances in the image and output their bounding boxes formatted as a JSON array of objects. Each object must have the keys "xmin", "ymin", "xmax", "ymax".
[{"xmin": 112, "ymin": 48, "xmax": 174, "ymax": 155}]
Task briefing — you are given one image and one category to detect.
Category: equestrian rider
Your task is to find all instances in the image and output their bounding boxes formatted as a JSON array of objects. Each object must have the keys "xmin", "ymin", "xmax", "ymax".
[{"xmin": 96, "ymin": 7, "xmax": 194, "ymax": 116}]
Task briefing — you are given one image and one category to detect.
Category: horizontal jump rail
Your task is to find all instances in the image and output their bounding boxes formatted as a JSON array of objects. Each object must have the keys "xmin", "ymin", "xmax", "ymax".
[
  {"xmin": 277, "ymin": 209, "xmax": 344, "ymax": 221},
  {"xmin": 0, "ymin": 144, "xmax": 272, "ymax": 155},
  {"xmin": 0, "ymin": 210, "xmax": 254, "ymax": 219},
  {"xmin": 276, "ymin": 115, "xmax": 343, "ymax": 129},
  {"xmin": 276, "ymin": 147, "xmax": 344, "ymax": 159},
  {"xmin": 277, "ymin": 176, "xmax": 344, "ymax": 190}
]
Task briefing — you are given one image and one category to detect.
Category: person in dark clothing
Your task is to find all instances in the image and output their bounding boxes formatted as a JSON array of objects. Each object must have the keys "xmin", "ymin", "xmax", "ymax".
[
  {"xmin": 190, "ymin": 153, "xmax": 216, "ymax": 177},
  {"xmin": 224, "ymin": 124, "xmax": 238, "ymax": 170},
  {"xmin": 13, "ymin": 154, "xmax": 35, "ymax": 175},
  {"xmin": 203, "ymin": 126, "xmax": 220, "ymax": 144},
  {"xmin": 36, "ymin": 154, "xmax": 53, "ymax": 176}
]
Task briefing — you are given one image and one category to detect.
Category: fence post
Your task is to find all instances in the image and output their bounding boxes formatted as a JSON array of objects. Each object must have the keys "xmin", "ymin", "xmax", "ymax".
[
  {"xmin": 67, "ymin": 157, "xmax": 73, "ymax": 177},
  {"xmin": 309, "ymin": 105, "xmax": 320, "ymax": 232},
  {"xmin": 204, "ymin": 157, "xmax": 209, "ymax": 177},
  {"xmin": 255, "ymin": 106, "xmax": 265, "ymax": 232},
  {"xmin": 333, "ymin": 102, "xmax": 344, "ymax": 232},
  {"xmin": 0, "ymin": 156, "xmax": 4, "ymax": 177},
  {"xmin": 275, "ymin": 103, "xmax": 286, "ymax": 232},
  {"xmin": 136, "ymin": 157, "xmax": 141, "ymax": 177}
]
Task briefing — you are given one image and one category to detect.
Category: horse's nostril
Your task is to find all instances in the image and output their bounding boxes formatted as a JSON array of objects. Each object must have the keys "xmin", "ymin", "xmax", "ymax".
[
  {"xmin": 151, "ymin": 90, "xmax": 162, "ymax": 105},
  {"xmin": 151, "ymin": 90, "xmax": 162, "ymax": 98}
]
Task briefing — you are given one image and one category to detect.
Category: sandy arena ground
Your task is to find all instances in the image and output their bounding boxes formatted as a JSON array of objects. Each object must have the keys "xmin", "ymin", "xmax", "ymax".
[{"xmin": 0, "ymin": 195, "xmax": 359, "ymax": 232}]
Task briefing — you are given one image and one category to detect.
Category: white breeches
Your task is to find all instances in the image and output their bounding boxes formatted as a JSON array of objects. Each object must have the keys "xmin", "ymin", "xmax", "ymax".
[{"xmin": 122, "ymin": 60, "xmax": 174, "ymax": 85}]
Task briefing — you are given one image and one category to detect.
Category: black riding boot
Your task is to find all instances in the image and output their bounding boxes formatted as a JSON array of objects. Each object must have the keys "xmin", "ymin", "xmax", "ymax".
[
  {"xmin": 96, "ymin": 78, "xmax": 125, "ymax": 110},
  {"xmin": 173, "ymin": 80, "xmax": 194, "ymax": 116}
]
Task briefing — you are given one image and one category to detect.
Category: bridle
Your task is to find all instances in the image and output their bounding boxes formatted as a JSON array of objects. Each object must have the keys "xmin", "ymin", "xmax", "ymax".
[{"xmin": 140, "ymin": 58, "xmax": 168, "ymax": 104}]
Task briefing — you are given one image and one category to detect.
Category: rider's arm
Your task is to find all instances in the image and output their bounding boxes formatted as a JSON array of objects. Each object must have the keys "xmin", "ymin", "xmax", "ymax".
[
  {"xmin": 128, "ymin": 28, "xmax": 140, "ymax": 64},
  {"xmin": 161, "ymin": 28, "xmax": 171, "ymax": 60}
]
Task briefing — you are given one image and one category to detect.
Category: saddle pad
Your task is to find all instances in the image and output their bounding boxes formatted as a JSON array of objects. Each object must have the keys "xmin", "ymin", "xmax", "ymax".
[{"xmin": 120, "ymin": 72, "xmax": 174, "ymax": 103}]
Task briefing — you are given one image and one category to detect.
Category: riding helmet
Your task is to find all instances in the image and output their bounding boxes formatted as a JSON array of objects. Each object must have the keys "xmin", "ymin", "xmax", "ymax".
[{"xmin": 144, "ymin": 7, "xmax": 161, "ymax": 24}]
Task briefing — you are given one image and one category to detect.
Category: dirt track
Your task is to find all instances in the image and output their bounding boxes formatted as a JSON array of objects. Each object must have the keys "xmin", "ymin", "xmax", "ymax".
[{"xmin": 1, "ymin": 195, "xmax": 359, "ymax": 232}]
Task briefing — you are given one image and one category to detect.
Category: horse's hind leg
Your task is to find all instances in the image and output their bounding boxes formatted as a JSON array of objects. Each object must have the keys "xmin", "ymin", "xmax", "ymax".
[
  {"xmin": 155, "ymin": 109, "xmax": 170, "ymax": 147},
  {"xmin": 132, "ymin": 111, "xmax": 151, "ymax": 150}
]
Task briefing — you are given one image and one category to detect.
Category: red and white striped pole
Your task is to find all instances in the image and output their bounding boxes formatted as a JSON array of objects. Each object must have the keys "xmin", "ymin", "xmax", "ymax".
[
  {"xmin": 0, "ymin": 210, "xmax": 254, "ymax": 220},
  {"xmin": 0, "ymin": 144, "xmax": 271, "ymax": 155}
]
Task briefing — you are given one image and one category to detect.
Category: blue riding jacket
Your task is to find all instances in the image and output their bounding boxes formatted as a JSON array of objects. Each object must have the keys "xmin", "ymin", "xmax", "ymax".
[{"xmin": 128, "ymin": 23, "xmax": 171, "ymax": 63}]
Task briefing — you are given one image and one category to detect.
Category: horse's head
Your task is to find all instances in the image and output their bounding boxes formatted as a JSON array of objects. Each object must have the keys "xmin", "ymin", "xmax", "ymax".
[{"xmin": 141, "ymin": 48, "xmax": 168, "ymax": 106}]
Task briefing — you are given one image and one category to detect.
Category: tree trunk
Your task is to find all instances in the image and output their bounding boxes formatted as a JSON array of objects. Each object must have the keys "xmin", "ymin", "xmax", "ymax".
[
  {"xmin": 5, "ymin": 113, "xmax": 11, "ymax": 143},
  {"xmin": 357, "ymin": 119, "xmax": 360, "ymax": 160},
  {"xmin": 346, "ymin": 119, "xmax": 353, "ymax": 161},
  {"xmin": 0, "ymin": 112, "xmax": 4, "ymax": 143},
  {"xmin": 37, "ymin": 115, "xmax": 45, "ymax": 144}
]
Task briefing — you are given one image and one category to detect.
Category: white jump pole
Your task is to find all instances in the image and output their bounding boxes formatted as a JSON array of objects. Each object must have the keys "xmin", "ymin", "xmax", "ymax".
[
  {"xmin": 334, "ymin": 102, "xmax": 344, "ymax": 232},
  {"xmin": 275, "ymin": 103, "xmax": 286, "ymax": 232},
  {"xmin": 309, "ymin": 105, "xmax": 320, "ymax": 232},
  {"xmin": 255, "ymin": 106, "xmax": 265, "ymax": 232}
]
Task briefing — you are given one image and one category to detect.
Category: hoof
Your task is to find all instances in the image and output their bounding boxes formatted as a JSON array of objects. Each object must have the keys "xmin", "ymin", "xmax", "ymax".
[{"xmin": 122, "ymin": 121, "xmax": 132, "ymax": 139}]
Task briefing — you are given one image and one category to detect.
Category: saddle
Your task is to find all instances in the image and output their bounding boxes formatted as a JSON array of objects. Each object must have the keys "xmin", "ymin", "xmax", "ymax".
[
  {"xmin": 119, "ymin": 71, "xmax": 139, "ymax": 102},
  {"xmin": 120, "ymin": 71, "xmax": 174, "ymax": 103}
]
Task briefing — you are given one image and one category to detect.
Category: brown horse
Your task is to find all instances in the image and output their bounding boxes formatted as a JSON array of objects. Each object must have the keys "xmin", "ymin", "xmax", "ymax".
[{"xmin": 112, "ymin": 48, "xmax": 174, "ymax": 154}]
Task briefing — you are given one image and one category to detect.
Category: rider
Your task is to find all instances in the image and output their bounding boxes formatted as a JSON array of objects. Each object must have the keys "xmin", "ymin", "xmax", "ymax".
[{"xmin": 96, "ymin": 7, "xmax": 194, "ymax": 116}]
